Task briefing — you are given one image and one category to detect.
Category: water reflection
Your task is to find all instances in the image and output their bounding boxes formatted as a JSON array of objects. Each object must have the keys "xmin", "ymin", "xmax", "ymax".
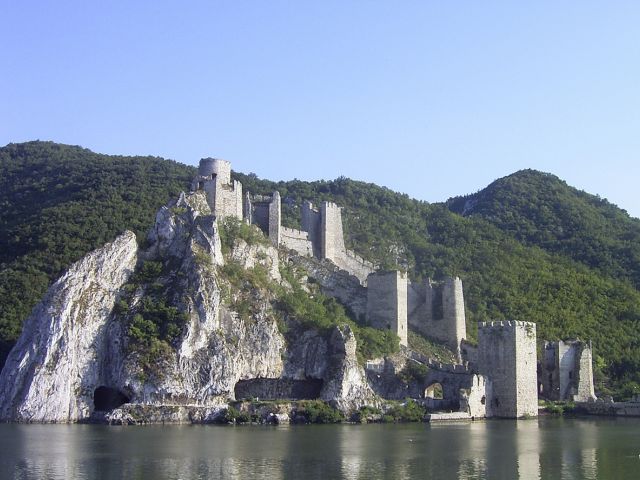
[
  {"xmin": 2, "ymin": 418, "xmax": 640, "ymax": 479},
  {"xmin": 517, "ymin": 420, "xmax": 541, "ymax": 480}
]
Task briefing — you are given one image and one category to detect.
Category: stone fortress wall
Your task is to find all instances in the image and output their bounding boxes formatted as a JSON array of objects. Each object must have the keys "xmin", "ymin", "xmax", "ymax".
[
  {"xmin": 192, "ymin": 158, "xmax": 595, "ymax": 418},
  {"xmin": 203, "ymin": 160, "xmax": 376, "ymax": 285}
]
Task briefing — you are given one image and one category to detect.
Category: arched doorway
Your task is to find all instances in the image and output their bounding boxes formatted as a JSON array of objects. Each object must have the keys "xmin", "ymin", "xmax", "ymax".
[{"xmin": 424, "ymin": 382, "xmax": 444, "ymax": 399}]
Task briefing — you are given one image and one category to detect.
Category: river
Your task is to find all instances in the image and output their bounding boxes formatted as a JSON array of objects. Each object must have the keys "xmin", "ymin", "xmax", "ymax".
[{"xmin": 0, "ymin": 417, "xmax": 638, "ymax": 479}]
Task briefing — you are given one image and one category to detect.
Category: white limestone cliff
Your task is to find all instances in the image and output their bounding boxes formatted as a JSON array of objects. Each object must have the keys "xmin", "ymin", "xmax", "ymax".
[
  {"xmin": 0, "ymin": 231, "xmax": 138, "ymax": 422},
  {"xmin": 0, "ymin": 190, "xmax": 375, "ymax": 422}
]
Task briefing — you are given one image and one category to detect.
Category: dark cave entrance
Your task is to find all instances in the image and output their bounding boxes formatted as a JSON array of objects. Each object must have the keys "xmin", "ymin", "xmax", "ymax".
[{"xmin": 93, "ymin": 386, "xmax": 130, "ymax": 412}]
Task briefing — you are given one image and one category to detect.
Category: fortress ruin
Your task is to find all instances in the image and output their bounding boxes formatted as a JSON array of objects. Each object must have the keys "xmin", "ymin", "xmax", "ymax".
[{"xmin": 192, "ymin": 158, "xmax": 596, "ymax": 418}]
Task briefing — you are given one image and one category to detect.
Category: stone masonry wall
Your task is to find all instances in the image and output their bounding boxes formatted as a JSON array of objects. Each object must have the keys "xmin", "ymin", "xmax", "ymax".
[
  {"xmin": 268, "ymin": 191, "xmax": 281, "ymax": 245},
  {"xmin": 321, "ymin": 202, "xmax": 345, "ymax": 263},
  {"xmin": 408, "ymin": 277, "xmax": 466, "ymax": 357},
  {"xmin": 330, "ymin": 250, "xmax": 376, "ymax": 285},
  {"xmin": 541, "ymin": 340, "xmax": 596, "ymax": 402},
  {"xmin": 280, "ymin": 227, "xmax": 313, "ymax": 256},
  {"xmin": 366, "ymin": 271, "xmax": 408, "ymax": 346},
  {"xmin": 319, "ymin": 202, "xmax": 374, "ymax": 284},
  {"xmin": 576, "ymin": 342, "xmax": 596, "ymax": 401},
  {"xmin": 477, "ymin": 321, "xmax": 537, "ymax": 418},
  {"xmin": 301, "ymin": 201, "xmax": 321, "ymax": 257}
]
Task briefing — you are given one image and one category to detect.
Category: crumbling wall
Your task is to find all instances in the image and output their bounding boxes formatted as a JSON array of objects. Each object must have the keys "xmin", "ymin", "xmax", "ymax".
[
  {"xmin": 541, "ymin": 340, "xmax": 596, "ymax": 402},
  {"xmin": 301, "ymin": 201, "xmax": 321, "ymax": 257},
  {"xmin": 365, "ymin": 356, "xmax": 491, "ymax": 418},
  {"xmin": 459, "ymin": 374, "xmax": 492, "ymax": 418},
  {"xmin": 408, "ymin": 277, "xmax": 466, "ymax": 357},
  {"xmin": 576, "ymin": 342, "xmax": 597, "ymax": 402},
  {"xmin": 477, "ymin": 321, "xmax": 538, "ymax": 418},
  {"xmin": 292, "ymin": 254, "xmax": 368, "ymax": 322}
]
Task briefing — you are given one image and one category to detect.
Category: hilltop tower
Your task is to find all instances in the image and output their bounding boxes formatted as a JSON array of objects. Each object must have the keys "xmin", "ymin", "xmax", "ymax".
[
  {"xmin": 366, "ymin": 271, "xmax": 408, "ymax": 346},
  {"xmin": 477, "ymin": 321, "xmax": 538, "ymax": 418},
  {"xmin": 192, "ymin": 158, "xmax": 243, "ymax": 219}
]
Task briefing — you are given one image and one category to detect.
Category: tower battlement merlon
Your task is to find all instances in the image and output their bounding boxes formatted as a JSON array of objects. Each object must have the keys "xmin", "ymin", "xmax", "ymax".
[{"xmin": 478, "ymin": 320, "xmax": 536, "ymax": 329}]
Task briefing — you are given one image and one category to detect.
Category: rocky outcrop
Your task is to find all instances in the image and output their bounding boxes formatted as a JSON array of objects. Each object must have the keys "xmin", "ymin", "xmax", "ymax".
[
  {"xmin": 231, "ymin": 238, "xmax": 281, "ymax": 282},
  {"xmin": 320, "ymin": 325, "xmax": 377, "ymax": 411},
  {"xmin": 0, "ymin": 190, "xmax": 380, "ymax": 422},
  {"xmin": 0, "ymin": 231, "xmax": 138, "ymax": 422},
  {"xmin": 111, "ymin": 192, "xmax": 286, "ymax": 406}
]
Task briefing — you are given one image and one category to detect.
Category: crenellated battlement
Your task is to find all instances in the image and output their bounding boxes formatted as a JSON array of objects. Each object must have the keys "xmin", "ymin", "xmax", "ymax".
[{"xmin": 478, "ymin": 320, "xmax": 536, "ymax": 329}]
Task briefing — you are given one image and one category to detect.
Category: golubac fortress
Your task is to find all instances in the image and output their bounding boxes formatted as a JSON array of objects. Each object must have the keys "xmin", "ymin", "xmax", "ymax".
[{"xmin": 194, "ymin": 158, "xmax": 598, "ymax": 419}]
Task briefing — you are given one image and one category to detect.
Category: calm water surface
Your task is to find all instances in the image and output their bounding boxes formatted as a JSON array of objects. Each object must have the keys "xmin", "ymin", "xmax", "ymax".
[{"xmin": 0, "ymin": 417, "xmax": 639, "ymax": 479}]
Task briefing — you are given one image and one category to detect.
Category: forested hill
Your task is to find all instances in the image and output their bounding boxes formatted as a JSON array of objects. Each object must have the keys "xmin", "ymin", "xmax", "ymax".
[
  {"xmin": 0, "ymin": 141, "xmax": 195, "ymax": 363},
  {"xmin": 2, "ymin": 141, "xmax": 640, "ymax": 398},
  {"xmin": 447, "ymin": 169, "xmax": 640, "ymax": 288}
]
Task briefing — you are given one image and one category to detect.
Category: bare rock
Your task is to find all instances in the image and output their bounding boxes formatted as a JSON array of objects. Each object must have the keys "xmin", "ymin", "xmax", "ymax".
[{"xmin": 0, "ymin": 231, "xmax": 138, "ymax": 422}]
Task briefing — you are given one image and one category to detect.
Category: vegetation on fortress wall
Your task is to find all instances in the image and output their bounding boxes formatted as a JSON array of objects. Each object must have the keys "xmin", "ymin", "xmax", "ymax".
[{"xmin": 3, "ymin": 142, "xmax": 640, "ymax": 398}]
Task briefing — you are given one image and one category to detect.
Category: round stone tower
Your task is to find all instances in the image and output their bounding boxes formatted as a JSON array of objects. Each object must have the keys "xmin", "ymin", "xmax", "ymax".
[
  {"xmin": 198, "ymin": 158, "xmax": 232, "ymax": 185},
  {"xmin": 198, "ymin": 158, "xmax": 217, "ymax": 177}
]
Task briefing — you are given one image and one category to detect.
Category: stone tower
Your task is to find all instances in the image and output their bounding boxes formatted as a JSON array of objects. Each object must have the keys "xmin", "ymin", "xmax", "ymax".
[
  {"xmin": 408, "ymin": 277, "xmax": 467, "ymax": 358},
  {"xmin": 268, "ymin": 191, "xmax": 281, "ymax": 246},
  {"xmin": 192, "ymin": 158, "xmax": 243, "ymax": 219},
  {"xmin": 366, "ymin": 271, "xmax": 408, "ymax": 346},
  {"xmin": 320, "ymin": 202, "xmax": 346, "ymax": 262},
  {"xmin": 426, "ymin": 277, "xmax": 466, "ymax": 355},
  {"xmin": 541, "ymin": 340, "xmax": 596, "ymax": 402},
  {"xmin": 477, "ymin": 321, "xmax": 538, "ymax": 418}
]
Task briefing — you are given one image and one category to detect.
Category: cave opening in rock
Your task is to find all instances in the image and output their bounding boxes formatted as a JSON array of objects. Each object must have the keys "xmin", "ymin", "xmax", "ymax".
[{"xmin": 93, "ymin": 386, "xmax": 130, "ymax": 412}]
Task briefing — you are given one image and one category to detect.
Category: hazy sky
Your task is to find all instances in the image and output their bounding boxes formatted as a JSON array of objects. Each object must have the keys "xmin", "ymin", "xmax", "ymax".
[{"xmin": 2, "ymin": 1, "xmax": 640, "ymax": 217}]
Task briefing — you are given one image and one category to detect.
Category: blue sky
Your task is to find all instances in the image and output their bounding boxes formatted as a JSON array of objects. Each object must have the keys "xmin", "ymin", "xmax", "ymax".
[{"xmin": 2, "ymin": 1, "xmax": 640, "ymax": 217}]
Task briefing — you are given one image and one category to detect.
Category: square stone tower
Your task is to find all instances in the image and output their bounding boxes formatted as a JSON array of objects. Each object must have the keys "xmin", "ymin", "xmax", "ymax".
[
  {"xmin": 477, "ymin": 321, "xmax": 538, "ymax": 418},
  {"xmin": 366, "ymin": 271, "xmax": 408, "ymax": 346}
]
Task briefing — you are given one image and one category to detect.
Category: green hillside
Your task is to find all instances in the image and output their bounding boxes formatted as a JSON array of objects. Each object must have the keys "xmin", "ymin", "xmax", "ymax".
[
  {"xmin": 0, "ymin": 141, "xmax": 194, "ymax": 364},
  {"xmin": 447, "ymin": 169, "xmax": 640, "ymax": 287},
  {"xmin": 2, "ymin": 142, "xmax": 640, "ymax": 398}
]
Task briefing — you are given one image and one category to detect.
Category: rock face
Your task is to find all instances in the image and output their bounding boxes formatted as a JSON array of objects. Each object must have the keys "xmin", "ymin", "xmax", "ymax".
[
  {"xmin": 0, "ymin": 231, "xmax": 138, "ymax": 422},
  {"xmin": 109, "ymin": 192, "xmax": 286, "ymax": 406},
  {"xmin": 0, "ymin": 190, "xmax": 376, "ymax": 422},
  {"xmin": 320, "ymin": 325, "xmax": 377, "ymax": 411}
]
